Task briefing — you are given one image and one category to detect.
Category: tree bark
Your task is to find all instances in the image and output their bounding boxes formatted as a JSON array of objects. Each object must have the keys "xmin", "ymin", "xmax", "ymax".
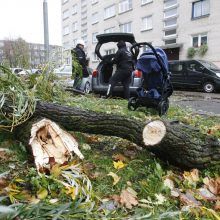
[{"xmin": 14, "ymin": 101, "xmax": 220, "ymax": 169}]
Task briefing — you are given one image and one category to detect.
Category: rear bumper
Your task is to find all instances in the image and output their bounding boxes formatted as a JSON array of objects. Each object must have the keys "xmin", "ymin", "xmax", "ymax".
[{"xmin": 92, "ymin": 84, "xmax": 139, "ymax": 94}]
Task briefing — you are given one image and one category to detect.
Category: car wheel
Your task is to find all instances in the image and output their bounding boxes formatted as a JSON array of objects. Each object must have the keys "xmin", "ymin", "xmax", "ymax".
[
  {"xmin": 128, "ymin": 97, "xmax": 138, "ymax": 111},
  {"xmin": 84, "ymin": 82, "xmax": 91, "ymax": 94},
  {"xmin": 203, "ymin": 82, "xmax": 214, "ymax": 93}
]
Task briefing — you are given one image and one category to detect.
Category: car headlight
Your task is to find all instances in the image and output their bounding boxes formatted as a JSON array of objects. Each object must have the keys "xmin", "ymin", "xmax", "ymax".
[{"xmin": 216, "ymin": 73, "xmax": 220, "ymax": 78}]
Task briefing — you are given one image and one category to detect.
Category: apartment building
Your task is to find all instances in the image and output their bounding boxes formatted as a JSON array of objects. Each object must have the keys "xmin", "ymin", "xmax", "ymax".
[
  {"xmin": 0, "ymin": 40, "xmax": 63, "ymax": 68},
  {"xmin": 61, "ymin": 0, "xmax": 220, "ymax": 68}
]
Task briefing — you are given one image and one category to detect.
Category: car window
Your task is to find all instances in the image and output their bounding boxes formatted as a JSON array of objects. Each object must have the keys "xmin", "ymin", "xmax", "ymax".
[
  {"xmin": 187, "ymin": 62, "xmax": 202, "ymax": 72},
  {"xmin": 169, "ymin": 63, "xmax": 183, "ymax": 73}
]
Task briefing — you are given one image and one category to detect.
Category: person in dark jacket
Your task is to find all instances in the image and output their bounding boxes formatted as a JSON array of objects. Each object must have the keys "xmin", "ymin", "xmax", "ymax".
[
  {"xmin": 106, "ymin": 40, "xmax": 134, "ymax": 99},
  {"xmin": 71, "ymin": 39, "xmax": 89, "ymax": 89}
]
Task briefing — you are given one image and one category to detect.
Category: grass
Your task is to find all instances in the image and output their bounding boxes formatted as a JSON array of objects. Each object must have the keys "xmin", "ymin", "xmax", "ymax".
[{"xmin": 0, "ymin": 71, "xmax": 219, "ymax": 219}]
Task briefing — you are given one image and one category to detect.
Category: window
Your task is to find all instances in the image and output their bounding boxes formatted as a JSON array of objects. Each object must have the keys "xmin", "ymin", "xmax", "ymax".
[
  {"xmin": 73, "ymin": 39, "xmax": 77, "ymax": 47},
  {"xmin": 104, "ymin": 5, "xmax": 115, "ymax": 19},
  {"xmin": 106, "ymin": 49, "xmax": 116, "ymax": 55},
  {"xmin": 120, "ymin": 22, "xmax": 132, "ymax": 33},
  {"xmin": 63, "ymin": 26, "xmax": 70, "ymax": 35},
  {"xmin": 82, "ymin": 35, "xmax": 87, "ymax": 43},
  {"xmin": 164, "ymin": 0, "xmax": 177, "ymax": 8},
  {"xmin": 104, "ymin": 27, "xmax": 115, "ymax": 33},
  {"xmin": 142, "ymin": 15, "xmax": 152, "ymax": 31},
  {"xmin": 72, "ymin": 4, "xmax": 78, "ymax": 15},
  {"xmin": 92, "ymin": 52, "xmax": 99, "ymax": 62},
  {"xmin": 192, "ymin": 0, "xmax": 209, "ymax": 19},
  {"xmin": 92, "ymin": 32, "xmax": 98, "ymax": 43},
  {"xmin": 63, "ymin": 10, "xmax": 69, "ymax": 20},
  {"xmin": 164, "ymin": 8, "xmax": 177, "ymax": 18},
  {"xmin": 165, "ymin": 39, "xmax": 176, "ymax": 45},
  {"xmin": 119, "ymin": 0, "xmax": 132, "ymax": 13},
  {"xmin": 192, "ymin": 34, "xmax": 207, "ymax": 47},
  {"xmin": 165, "ymin": 29, "xmax": 176, "ymax": 36},
  {"xmin": 63, "ymin": 41, "xmax": 70, "ymax": 49},
  {"xmin": 72, "ymin": 22, "xmax": 78, "ymax": 32},
  {"xmin": 169, "ymin": 63, "xmax": 183, "ymax": 72},
  {"xmin": 141, "ymin": 0, "xmax": 153, "ymax": 5},
  {"xmin": 164, "ymin": 18, "xmax": 177, "ymax": 27},
  {"xmin": 92, "ymin": 12, "xmax": 99, "ymax": 24}
]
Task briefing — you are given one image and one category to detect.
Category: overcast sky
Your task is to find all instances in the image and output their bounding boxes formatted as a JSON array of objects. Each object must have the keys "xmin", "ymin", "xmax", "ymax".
[{"xmin": 0, "ymin": 0, "xmax": 62, "ymax": 45}]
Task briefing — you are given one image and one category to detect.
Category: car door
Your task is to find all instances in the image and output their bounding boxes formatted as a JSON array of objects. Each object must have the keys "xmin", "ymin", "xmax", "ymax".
[
  {"xmin": 186, "ymin": 61, "xmax": 204, "ymax": 86},
  {"xmin": 169, "ymin": 61, "xmax": 186, "ymax": 88}
]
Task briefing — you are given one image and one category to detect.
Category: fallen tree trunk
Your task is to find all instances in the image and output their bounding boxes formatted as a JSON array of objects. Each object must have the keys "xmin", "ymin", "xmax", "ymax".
[{"xmin": 15, "ymin": 101, "xmax": 220, "ymax": 169}]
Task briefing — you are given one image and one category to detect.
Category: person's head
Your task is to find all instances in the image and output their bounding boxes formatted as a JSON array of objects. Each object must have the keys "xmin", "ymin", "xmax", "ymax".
[
  {"xmin": 76, "ymin": 39, "xmax": 85, "ymax": 49},
  {"xmin": 117, "ymin": 40, "xmax": 126, "ymax": 49}
]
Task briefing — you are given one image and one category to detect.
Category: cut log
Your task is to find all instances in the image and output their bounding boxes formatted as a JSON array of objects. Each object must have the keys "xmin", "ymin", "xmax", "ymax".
[{"xmin": 14, "ymin": 101, "xmax": 220, "ymax": 169}]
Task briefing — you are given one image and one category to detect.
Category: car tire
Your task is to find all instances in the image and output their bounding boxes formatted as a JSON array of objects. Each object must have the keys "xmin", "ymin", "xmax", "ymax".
[
  {"xmin": 84, "ymin": 82, "xmax": 91, "ymax": 94},
  {"xmin": 203, "ymin": 82, "xmax": 215, "ymax": 93},
  {"xmin": 128, "ymin": 97, "xmax": 138, "ymax": 111}
]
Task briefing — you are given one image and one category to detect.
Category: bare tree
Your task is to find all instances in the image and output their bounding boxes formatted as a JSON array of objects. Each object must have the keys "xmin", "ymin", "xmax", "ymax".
[{"xmin": 2, "ymin": 37, "xmax": 30, "ymax": 68}]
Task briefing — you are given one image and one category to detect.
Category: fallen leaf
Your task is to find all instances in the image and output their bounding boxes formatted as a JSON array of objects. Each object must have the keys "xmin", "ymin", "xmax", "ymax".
[
  {"xmin": 214, "ymin": 200, "xmax": 220, "ymax": 211},
  {"xmin": 0, "ymin": 178, "xmax": 9, "ymax": 189},
  {"xmin": 183, "ymin": 169, "xmax": 200, "ymax": 184},
  {"xmin": 108, "ymin": 172, "xmax": 121, "ymax": 185},
  {"xmin": 112, "ymin": 154, "xmax": 127, "ymax": 162},
  {"xmin": 37, "ymin": 188, "xmax": 48, "ymax": 200},
  {"xmin": 50, "ymin": 163, "xmax": 61, "ymax": 177},
  {"xmin": 198, "ymin": 188, "xmax": 217, "ymax": 201},
  {"xmin": 164, "ymin": 178, "xmax": 174, "ymax": 190},
  {"xmin": 155, "ymin": 193, "xmax": 166, "ymax": 205},
  {"xmin": 203, "ymin": 177, "xmax": 220, "ymax": 196},
  {"xmin": 123, "ymin": 150, "xmax": 137, "ymax": 159},
  {"xmin": 119, "ymin": 188, "xmax": 138, "ymax": 209},
  {"xmin": 179, "ymin": 191, "xmax": 201, "ymax": 207},
  {"xmin": 113, "ymin": 160, "xmax": 127, "ymax": 169}
]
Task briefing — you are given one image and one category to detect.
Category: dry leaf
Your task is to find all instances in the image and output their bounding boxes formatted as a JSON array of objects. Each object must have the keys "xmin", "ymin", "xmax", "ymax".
[
  {"xmin": 123, "ymin": 150, "xmax": 137, "ymax": 159},
  {"xmin": 214, "ymin": 200, "xmax": 220, "ymax": 211},
  {"xmin": 112, "ymin": 154, "xmax": 127, "ymax": 162},
  {"xmin": 37, "ymin": 188, "xmax": 48, "ymax": 200},
  {"xmin": 120, "ymin": 188, "xmax": 138, "ymax": 209},
  {"xmin": 164, "ymin": 178, "xmax": 174, "ymax": 190},
  {"xmin": 183, "ymin": 169, "xmax": 200, "ymax": 184},
  {"xmin": 203, "ymin": 177, "xmax": 220, "ymax": 196},
  {"xmin": 179, "ymin": 191, "xmax": 201, "ymax": 207},
  {"xmin": 108, "ymin": 172, "xmax": 121, "ymax": 186},
  {"xmin": 113, "ymin": 160, "xmax": 127, "ymax": 169}
]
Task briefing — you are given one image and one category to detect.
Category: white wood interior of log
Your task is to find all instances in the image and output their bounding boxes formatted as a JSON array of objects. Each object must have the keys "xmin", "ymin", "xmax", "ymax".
[{"xmin": 142, "ymin": 120, "xmax": 166, "ymax": 146}]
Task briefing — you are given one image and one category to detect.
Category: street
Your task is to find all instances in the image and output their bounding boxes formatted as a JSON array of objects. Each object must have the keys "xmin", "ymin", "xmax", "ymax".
[{"xmin": 171, "ymin": 91, "xmax": 220, "ymax": 115}]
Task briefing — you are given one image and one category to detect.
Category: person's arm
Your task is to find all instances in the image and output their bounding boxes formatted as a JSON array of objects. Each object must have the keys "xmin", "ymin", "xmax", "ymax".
[{"xmin": 111, "ymin": 49, "xmax": 121, "ymax": 64}]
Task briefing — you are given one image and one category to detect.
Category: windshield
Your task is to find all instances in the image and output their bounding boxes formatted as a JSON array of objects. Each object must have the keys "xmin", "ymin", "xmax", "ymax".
[{"xmin": 199, "ymin": 60, "xmax": 220, "ymax": 70}]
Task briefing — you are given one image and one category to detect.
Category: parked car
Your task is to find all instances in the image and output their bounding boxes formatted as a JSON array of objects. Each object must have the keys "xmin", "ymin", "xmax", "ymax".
[
  {"xmin": 168, "ymin": 60, "xmax": 220, "ymax": 93},
  {"xmin": 31, "ymin": 68, "xmax": 42, "ymax": 74},
  {"xmin": 10, "ymin": 68, "xmax": 30, "ymax": 76},
  {"xmin": 54, "ymin": 64, "xmax": 92, "ymax": 93},
  {"xmin": 92, "ymin": 32, "xmax": 142, "ymax": 96}
]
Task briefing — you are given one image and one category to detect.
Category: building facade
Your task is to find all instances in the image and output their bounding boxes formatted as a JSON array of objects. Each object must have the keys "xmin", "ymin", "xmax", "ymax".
[
  {"xmin": 0, "ymin": 40, "xmax": 63, "ymax": 68},
  {"xmin": 61, "ymin": 0, "xmax": 220, "ymax": 68}
]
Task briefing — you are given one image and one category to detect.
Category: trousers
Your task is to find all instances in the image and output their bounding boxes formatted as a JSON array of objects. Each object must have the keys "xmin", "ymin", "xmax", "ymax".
[{"xmin": 106, "ymin": 68, "xmax": 132, "ymax": 99}]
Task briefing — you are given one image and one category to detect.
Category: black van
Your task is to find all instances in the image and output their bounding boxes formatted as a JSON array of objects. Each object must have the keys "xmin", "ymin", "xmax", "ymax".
[{"xmin": 168, "ymin": 60, "xmax": 220, "ymax": 93}]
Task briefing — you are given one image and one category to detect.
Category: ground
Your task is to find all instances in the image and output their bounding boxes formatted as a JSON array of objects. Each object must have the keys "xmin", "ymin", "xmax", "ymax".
[{"xmin": 0, "ymin": 91, "xmax": 219, "ymax": 220}]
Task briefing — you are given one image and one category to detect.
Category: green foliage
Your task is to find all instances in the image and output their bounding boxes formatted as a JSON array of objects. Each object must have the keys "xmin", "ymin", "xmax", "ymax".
[
  {"xmin": 0, "ymin": 65, "xmax": 36, "ymax": 131},
  {"xmin": 198, "ymin": 44, "xmax": 208, "ymax": 56},
  {"xmin": 187, "ymin": 47, "xmax": 197, "ymax": 58},
  {"xmin": 71, "ymin": 49, "xmax": 83, "ymax": 79}
]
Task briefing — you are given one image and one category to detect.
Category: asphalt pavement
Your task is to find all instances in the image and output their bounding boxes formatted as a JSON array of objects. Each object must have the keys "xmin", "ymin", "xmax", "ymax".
[{"xmin": 171, "ymin": 91, "xmax": 220, "ymax": 115}]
